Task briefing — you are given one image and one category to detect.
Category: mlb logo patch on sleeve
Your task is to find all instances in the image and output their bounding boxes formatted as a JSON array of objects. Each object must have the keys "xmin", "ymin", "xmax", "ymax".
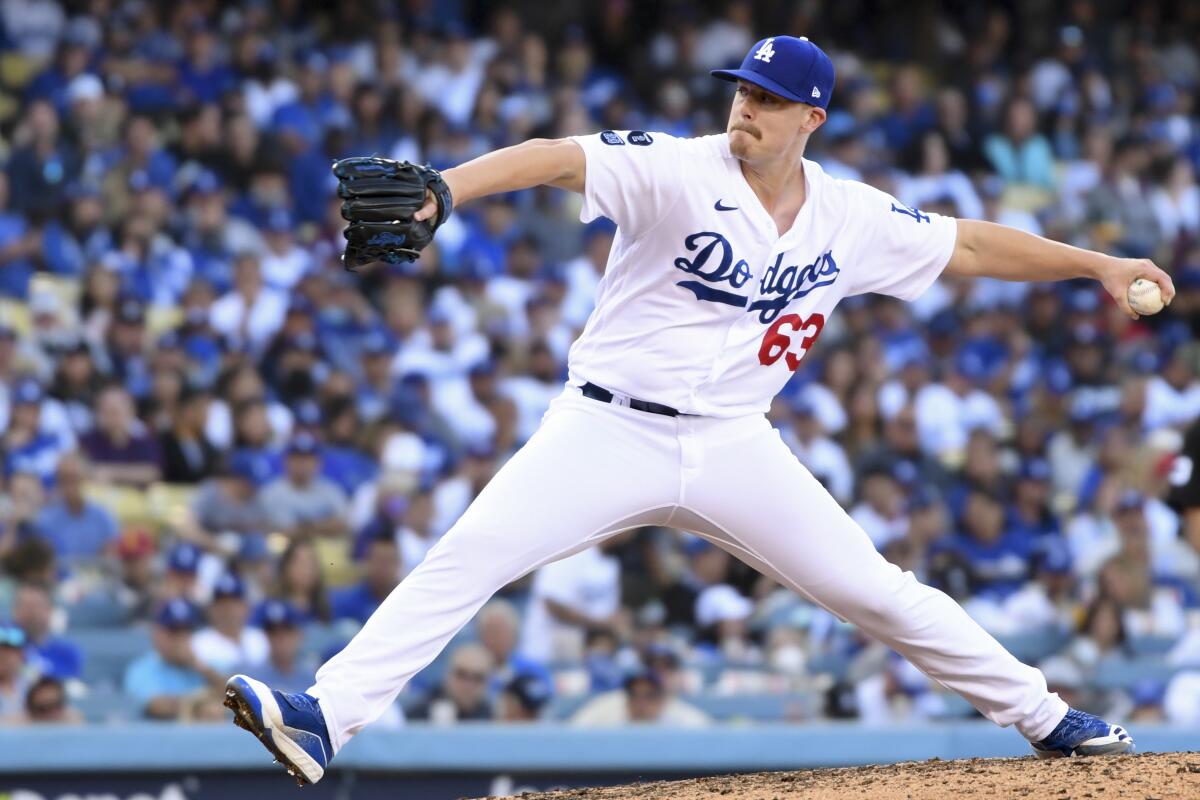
[
  {"xmin": 600, "ymin": 130, "xmax": 625, "ymax": 145},
  {"xmin": 628, "ymin": 131, "xmax": 654, "ymax": 146}
]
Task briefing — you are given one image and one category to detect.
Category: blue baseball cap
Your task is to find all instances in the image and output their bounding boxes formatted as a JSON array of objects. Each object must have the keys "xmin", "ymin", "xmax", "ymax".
[
  {"xmin": 166, "ymin": 542, "xmax": 201, "ymax": 574},
  {"xmin": 256, "ymin": 599, "xmax": 302, "ymax": 630},
  {"xmin": 212, "ymin": 572, "xmax": 246, "ymax": 600},
  {"xmin": 12, "ymin": 377, "xmax": 43, "ymax": 406},
  {"xmin": 711, "ymin": 36, "xmax": 835, "ymax": 109},
  {"xmin": 287, "ymin": 431, "xmax": 321, "ymax": 457},
  {"xmin": 156, "ymin": 598, "xmax": 200, "ymax": 630}
]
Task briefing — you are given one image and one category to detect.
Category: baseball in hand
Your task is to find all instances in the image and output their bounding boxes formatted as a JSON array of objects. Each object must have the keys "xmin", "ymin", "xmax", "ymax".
[{"xmin": 1127, "ymin": 278, "xmax": 1164, "ymax": 315}]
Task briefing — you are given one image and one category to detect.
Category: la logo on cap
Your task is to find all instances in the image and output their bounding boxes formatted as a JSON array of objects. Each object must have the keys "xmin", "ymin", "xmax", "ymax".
[{"xmin": 753, "ymin": 37, "xmax": 776, "ymax": 63}]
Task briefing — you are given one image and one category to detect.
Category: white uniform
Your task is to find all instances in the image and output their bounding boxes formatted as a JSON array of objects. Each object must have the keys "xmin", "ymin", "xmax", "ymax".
[{"xmin": 308, "ymin": 131, "xmax": 1067, "ymax": 750}]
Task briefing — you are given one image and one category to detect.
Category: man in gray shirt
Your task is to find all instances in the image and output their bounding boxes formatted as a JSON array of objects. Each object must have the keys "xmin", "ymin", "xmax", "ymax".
[{"xmin": 260, "ymin": 433, "xmax": 349, "ymax": 538}]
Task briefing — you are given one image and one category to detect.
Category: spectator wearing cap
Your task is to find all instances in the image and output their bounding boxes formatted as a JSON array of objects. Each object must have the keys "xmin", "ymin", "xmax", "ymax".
[
  {"xmin": 96, "ymin": 296, "xmax": 151, "ymax": 395},
  {"xmin": 496, "ymin": 670, "xmax": 553, "ymax": 722},
  {"xmin": 239, "ymin": 599, "xmax": 314, "ymax": 694},
  {"xmin": 31, "ymin": 450, "xmax": 118, "ymax": 565},
  {"xmin": 570, "ymin": 666, "xmax": 710, "ymax": 728},
  {"xmin": 356, "ymin": 329, "xmax": 397, "ymax": 424},
  {"xmin": 408, "ymin": 643, "xmax": 496, "ymax": 724},
  {"xmin": 208, "ymin": 253, "xmax": 289, "ymax": 355},
  {"xmin": 260, "ymin": 433, "xmax": 349, "ymax": 538},
  {"xmin": 123, "ymin": 598, "xmax": 224, "ymax": 720},
  {"xmin": 192, "ymin": 573, "xmax": 269, "ymax": 672},
  {"xmin": 187, "ymin": 450, "xmax": 272, "ymax": 558},
  {"xmin": 12, "ymin": 581, "xmax": 83, "ymax": 680},
  {"xmin": 561, "ymin": 219, "xmax": 615, "ymax": 329},
  {"xmin": 913, "ymin": 348, "xmax": 1006, "ymax": 461},
  {"xmin": 79, "ymin": 383, "xmax": 162, "ymax": 487},
  {"xmin": 162, "ymin": 542, "xmax": 202, "ymax": 603},
  {"xmin": 318, "ymin": 396, "xmax": 379, "ymax": 496},
  {"xmin": 693, "ymin": 583, "xmax": 759, "ymax": 663},
  {"xmin": 259, "ymin": 208, "xmax": 312, "ymax": 291},
  {"xmin": 0, "ymin": 625, "xmax": 30, "ymax": 720},
  {"xmin": 3, "ymin": 377, "xmax": 75, "ymax": 487},
  {"xmin": 159, "ymin": 384, "xmax": 220, "ymax": 483},
  {"xmin": 330, "ymin": 533, "xmax": 401, "ymax": 625},
  {"xmin": 114, "ymin": 527, "xmax": 157, "ymax": 622}
]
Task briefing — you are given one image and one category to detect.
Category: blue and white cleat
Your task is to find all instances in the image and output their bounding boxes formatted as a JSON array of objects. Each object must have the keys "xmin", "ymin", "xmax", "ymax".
[
  {"xmin": 224, "ymin": 674, "xmax": 332, "ymax": 786},
  {"xmin": 1031, "ymin": 708, "xmax": 1135, "ymax": 758}
]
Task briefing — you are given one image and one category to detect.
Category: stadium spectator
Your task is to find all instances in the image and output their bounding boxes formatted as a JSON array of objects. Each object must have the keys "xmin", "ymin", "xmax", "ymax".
[
  {"xmin": 329, "ymin": 533, "xmax": 401, "ymax": 625},
  {"xmin": 519, "ymin": 534, "xmax": 625, "ymax": 664},
  {"xmin": 22, "ymin": 674, "xmax": 81, "ymax": 724},
  {"xmin": 260, "ymin": 433, "xmax": 349, "ymax": 538},
  {"xmin": 159, "ymin": 385, "xmax": 220, "ymax": 483},
  {"xmin": 31, "ymin": 451, "xmax": 118, "ymax": 565},
  {"xmin": 0, "ymin": 626, "xmax": 29, "ymax": 721},
  {"xmin": 496, "ymin": 670, "xmax": 553, "ymax": 723},
  {"xmin": 12, "ymin": 582, "xmax": 81, "ymax": 680},
  {"xmin": 161, "ymin": 542, "xmax": 202, "ymax": 604},
  {"xmin": 123, "ymin": 599, "xmax": 224, "ymax": 721},
  {"xmin": 570, "ymin": 667, "xmax": 710, "ymax": 727},
  {"xmin": 240, "ymin": 599, "xmax": 313, "ymax": 694},
  {"xmin": 79, "ymin": 383, "xmax": 162, "ymax": 487},
  {"xmin": 272, "ymin": 536, "xmax": 331, "ymax": 624},
  {"xmin": 192, "ymin": 573, "xmax": 268, "ymax": 672},
  {"xmin": 408, "ymin": 643, "xmax": 495, "ymax": 724},
  {"xmin": 187, "ymin": 450, "xmax": 270, "ymax": 558}
]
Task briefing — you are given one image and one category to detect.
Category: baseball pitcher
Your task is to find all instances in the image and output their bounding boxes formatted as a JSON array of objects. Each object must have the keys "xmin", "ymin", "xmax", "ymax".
[{"xmin": 225, "ymin": 36, "xmax": 1168, "ymax": 784}]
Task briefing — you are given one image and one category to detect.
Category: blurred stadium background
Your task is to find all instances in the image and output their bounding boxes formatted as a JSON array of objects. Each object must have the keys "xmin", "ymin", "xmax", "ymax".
[{"xmin": 1, "ymin": 0, "xmax": 1200, "ymax": 797}]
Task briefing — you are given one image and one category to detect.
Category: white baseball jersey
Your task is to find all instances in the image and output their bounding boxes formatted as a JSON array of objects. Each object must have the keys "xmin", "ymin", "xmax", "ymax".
[{"xmin": 567, "ymin": 129, "xmax": 958, "ymax": 417}]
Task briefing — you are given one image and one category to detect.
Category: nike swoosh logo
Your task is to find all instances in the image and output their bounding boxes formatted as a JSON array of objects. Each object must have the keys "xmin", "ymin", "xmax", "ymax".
[{"xmin": 714, "ymin": 200, "xmax": 738, "ymax": 211}]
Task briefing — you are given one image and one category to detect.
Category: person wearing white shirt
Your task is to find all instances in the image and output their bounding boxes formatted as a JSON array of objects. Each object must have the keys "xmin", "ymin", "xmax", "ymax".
[
  {"xmin": 208, "ymin": 253, "xmax": 288, "ymax": 355},
  {"xmin": 191, "ymin": 574, "xmax": 269, "ymax": 673},
  {"xmin": 780, "ymin": 399, "xmax": 853, "ymax": 504},
  {"xmin": 258, "ymin": 209, "xmax": 313, "ymax": 291},
  {"xmin": 519, "ymin": 539, "xmax": 624, "ymax": 664}
]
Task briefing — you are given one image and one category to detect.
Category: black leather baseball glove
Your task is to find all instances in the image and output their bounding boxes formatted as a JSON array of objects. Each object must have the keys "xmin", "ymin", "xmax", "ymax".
[{"xmin": 333, "ymin": 157, "xmax": 454, "ymax": 270}]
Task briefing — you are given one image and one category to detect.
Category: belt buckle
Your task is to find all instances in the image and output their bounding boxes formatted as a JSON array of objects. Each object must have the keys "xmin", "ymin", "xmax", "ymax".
[{"xmin": 611, "ymin": 393, "xmax": 632, "ymax": 408}]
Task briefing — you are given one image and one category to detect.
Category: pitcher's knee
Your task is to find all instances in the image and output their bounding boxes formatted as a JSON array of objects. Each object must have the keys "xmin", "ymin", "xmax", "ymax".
[{"xmin": 829, "ymin": 569, "xmax": 925, "ymax": 631}]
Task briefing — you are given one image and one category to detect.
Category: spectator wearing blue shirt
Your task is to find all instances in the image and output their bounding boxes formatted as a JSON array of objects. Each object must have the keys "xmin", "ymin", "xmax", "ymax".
[
  {"xmin": 240, "ymin": 599, "xmax": 314, "ymax": 694},
  {"xmin": 41, "ymin": 183, "xmax": 112, "ymax": 278},
  {"xmin": 12, "ymin": 582, "xmax": 83, "ymax": 680},
  {"xmin": 176, "ymin": 25, "xmax": 237, "ymax": 107},
  {"xmin": 4, "ymin": 378, "xmax": 73, "ymax": 487},
  {"xmin": 330, "ymin": 534, "xmax": 401, "ymax": 625},
  {"xmin": 31, "ymin": 451, "xmax": 118, "ymax": 565},
  {"xmin": 123, "ymin": 599, "xmax": 223, "ymax": 720},
  {"xmin": 0, "ymin": 171, "xmax": 39, "ymax": 298},
  {"xmin": 936, "ymin": 490, "xmax": 1035, "ymax": 602},
  {"xmin": 1008, "ymin": 458, "xmax": 1062, "ymax": 540},
  {"xmin": 7, "ymin": 100, "xmax": 79, "ymax": 221}
]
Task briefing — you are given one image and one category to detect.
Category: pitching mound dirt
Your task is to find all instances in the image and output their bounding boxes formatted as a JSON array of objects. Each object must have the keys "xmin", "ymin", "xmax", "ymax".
[{"xmin": 493, "ymin": 752, "xmax": 1200, "ymax": 799}]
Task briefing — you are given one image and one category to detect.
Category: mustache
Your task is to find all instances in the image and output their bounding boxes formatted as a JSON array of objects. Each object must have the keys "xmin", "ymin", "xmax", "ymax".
[{"xmin": 731, "ymin": 123, "xmax": 761, "ymax": 139}]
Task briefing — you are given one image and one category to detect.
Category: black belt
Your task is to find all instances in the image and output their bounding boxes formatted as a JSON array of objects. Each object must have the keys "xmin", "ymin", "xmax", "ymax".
[{"xmin": 581, "ymin": 382, "xmax": 681, "ymax": 417}]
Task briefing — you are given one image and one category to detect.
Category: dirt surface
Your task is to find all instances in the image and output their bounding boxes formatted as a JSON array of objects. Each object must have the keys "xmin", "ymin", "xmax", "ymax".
[{"xmin": 490, "ymin": 752, "xmax": 1200, "ymax": 800}]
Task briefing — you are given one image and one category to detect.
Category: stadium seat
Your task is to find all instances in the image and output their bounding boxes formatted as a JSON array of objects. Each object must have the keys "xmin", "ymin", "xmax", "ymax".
[
  {"xmin": 995, "ymin": 629, "xmax": 1071, "ymax": 664},
  {"xmin": 73, "ymin": 627, "xmax": 152, "ymax": 690},
  {"xmin": 67, "ymin": 593, "xmax": 129, "ymax": 629},
  {"xmin": 1091, "ymin": 654, "xmax": 1178, "ymax": 691},
  {"xmin": 76, "ymin": 688, "xmax": 134, "ymax": 724}
]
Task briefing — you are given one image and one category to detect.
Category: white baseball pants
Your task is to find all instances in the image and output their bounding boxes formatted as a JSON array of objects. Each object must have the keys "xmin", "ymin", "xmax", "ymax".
[{"xmin": 309, "ymin": 388, "xmax": 1067, "ymax": 751}]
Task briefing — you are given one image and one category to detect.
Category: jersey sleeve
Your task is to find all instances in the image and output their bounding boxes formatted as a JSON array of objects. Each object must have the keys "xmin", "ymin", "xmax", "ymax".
[
  {"xmin": 845, "ymin": 184, "xmax": 958, "ymax": 301},
  {"xmin": 571, "ymin": 130, "xmax": 684, "ymax": 239}
]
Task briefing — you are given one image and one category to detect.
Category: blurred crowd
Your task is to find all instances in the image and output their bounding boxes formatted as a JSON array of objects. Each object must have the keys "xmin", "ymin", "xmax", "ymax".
[{"xmin": 2, "ymin": 0, "xmax": 1200, "ymax": 729}]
